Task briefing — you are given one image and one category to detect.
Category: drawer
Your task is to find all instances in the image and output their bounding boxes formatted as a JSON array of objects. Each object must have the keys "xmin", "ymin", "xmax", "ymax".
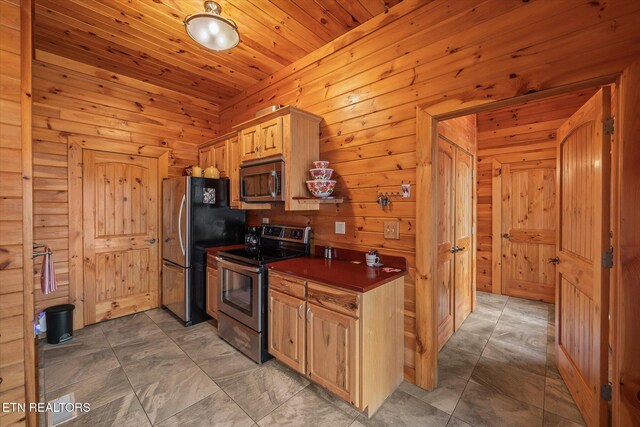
[
  {"xmin": 269, "ymin": 271, "xmax": 306, "ymax": 299},
  {"xmin": 307, "ymin": 282, "xmax": 360, "ymax": 318}
]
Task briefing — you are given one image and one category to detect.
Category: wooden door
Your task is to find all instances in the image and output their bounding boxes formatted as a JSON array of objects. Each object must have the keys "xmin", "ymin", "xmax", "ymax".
[
  {"xmin": 259, "ymin": 117, "xmax": 283, "ymax": 159},
  {"xmin": 83, "ymin": 151, "xmax": 159, "ymax": 324},
  {"xmin": 306, "ymin": 303, "xmax": 359, "ymax": 405},
  {"xmin": 501, "ymin": 161, "xmax": 557, "ymax": 303},
  {"xmin": 556, "ymin": 87, "xmax": 611, "ymax": 427},
  {"xmin": 268, "ymin": 289, "xmax": 306, "ymax": 374},
  {"xmin": 454, "ymin": 147, "xmax": 473, "ymax": 329},
  {"xmin": 206, "ymin": 266, "xmax": 218, "ymax": 320},
  {"xmin": 436, "ymin": 137, "xmax": 455, "ymax": 349},
  {"xmin": 240, "ymin": 127, "xmax": 260, "ymax": 162}
]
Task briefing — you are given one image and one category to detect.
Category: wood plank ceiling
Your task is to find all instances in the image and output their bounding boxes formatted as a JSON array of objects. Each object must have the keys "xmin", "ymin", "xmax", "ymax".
[{"xmin": 34, "ymin": 0, "xmax": 402, "ymax": 104}]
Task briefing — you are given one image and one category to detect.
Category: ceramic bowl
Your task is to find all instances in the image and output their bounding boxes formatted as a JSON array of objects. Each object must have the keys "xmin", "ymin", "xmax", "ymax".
[
  {"xmin": 313, "ymin": 161, "xmax": 330, "ymax": 168},
  {"xmin": 306, "ymin": 180, "xmax": 336, "ymax": 197},
  {"xmin": 309, "ymin": 168, "xmax": 333, "ymax": 180}
]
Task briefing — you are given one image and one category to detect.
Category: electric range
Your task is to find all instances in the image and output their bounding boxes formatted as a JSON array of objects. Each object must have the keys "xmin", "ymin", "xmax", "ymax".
[{"xmin": 216, "ymin": 225, "xmax": 311, "ymax": 363}]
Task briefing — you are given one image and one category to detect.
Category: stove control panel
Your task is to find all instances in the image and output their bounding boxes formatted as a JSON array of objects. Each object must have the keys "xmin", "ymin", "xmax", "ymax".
[{"xmin": 262, "ymin": 225, "xmax": 310, "ymax": 244}]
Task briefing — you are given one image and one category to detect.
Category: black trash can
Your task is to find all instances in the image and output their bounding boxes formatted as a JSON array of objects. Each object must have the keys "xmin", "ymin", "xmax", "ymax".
[{"xmin": 44, "ymin": 304, "xmax": 75, "ymax": 344}]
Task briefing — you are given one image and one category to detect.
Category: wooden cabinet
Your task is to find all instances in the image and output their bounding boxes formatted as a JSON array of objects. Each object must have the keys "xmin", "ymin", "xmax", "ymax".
[
  {"xmin": 198, "ymin": 136, "xmax": 230, "ymax": 177},
  {"xmin": 206, "ymin": 266, "xmax": 218, "ymax": 320},
  {"xmin": 266, "ymin": 270, "xmax": 404, "ymax": 417},
  {"xmin": 268, "ymin": 289, "xmax": 306, "ymax": 374},
  {"xmin": 307, "ymin": 302, "xmax": 359, "ymax": 405},
  {"xmin": 240, "ymin": 116, "xmax": 283, "ymax": 163},
  {"xmin": 234, "ymin": 106, "xmax": 322, "ymax": 211}
]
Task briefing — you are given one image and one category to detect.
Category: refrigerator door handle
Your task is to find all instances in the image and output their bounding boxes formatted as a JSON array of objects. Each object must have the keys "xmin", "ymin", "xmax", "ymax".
[{"xmin": 178, "ymin": 194, "xmax": 186, "ymax": 256}]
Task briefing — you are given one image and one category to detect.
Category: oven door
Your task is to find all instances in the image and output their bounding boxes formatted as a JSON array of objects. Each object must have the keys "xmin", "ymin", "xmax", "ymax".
[
  {"xmin": 217, "ymin": 257, "xmax": 262, "ymax": 331},
  {"xmin": 240, "ymin": 160, "xmax": 284, "ymax": 203}
]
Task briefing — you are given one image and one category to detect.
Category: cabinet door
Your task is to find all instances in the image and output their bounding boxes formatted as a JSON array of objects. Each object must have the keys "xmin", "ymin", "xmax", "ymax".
[
  {"xmin": 206, "ymin": 266, "xmax": 218, "ymax": 319},
  {"xmin": 240, "ymin": 126, "xmax": 260, "ymax": 162},
  {"xmin": 212, "ymin": 139, "xmax": 229, "ymax": 177},
  {"xmin": 229, "ymin": 136, "xmax": 240, "ymax": 208},
  {"xmin": 259, "ymin": 117, "xmax": 283, "ymax": 158},
  {"xmin": 306, "ymin": 303, "xmax": 358, "ymax": 405},
  {"xmin": 268, "ymin": 289, "xmax": 306, "ymax": 374},
  {"xmin": 198, "ymin": 146, "xmax": 211, "ymax": 169}
]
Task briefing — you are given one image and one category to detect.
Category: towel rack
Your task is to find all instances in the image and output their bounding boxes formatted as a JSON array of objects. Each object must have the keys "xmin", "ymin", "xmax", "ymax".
[{"xmin": 33, "ymin": 243, "xmax": 51, "ymax": 258}]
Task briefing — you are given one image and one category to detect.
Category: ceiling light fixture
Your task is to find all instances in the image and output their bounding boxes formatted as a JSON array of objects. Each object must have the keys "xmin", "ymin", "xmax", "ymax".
[{"xmin": 184, "ymin": 1, "xmax": 239, "ymax": 52}]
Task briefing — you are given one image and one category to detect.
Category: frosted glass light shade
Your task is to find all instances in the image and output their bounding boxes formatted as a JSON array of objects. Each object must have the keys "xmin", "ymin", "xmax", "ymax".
[{"xmin": 184, "ymin": 2, "xmax": 239, "ymax": 52}]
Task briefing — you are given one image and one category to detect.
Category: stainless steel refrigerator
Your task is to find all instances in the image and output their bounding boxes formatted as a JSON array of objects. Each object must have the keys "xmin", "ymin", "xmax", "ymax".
[{"xmin": 162, "ymin": 177, "xmax": 245, "ymax": 326}]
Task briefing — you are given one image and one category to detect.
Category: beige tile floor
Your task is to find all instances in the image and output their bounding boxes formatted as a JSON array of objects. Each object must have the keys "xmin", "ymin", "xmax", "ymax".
[{"xmin": 40, "ymin": 292, "xmax": 585, "ymax": 426}]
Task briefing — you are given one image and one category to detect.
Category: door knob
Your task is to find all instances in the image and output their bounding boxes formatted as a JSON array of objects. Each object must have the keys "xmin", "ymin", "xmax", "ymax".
[
  {"xmin": 148, "ymin": 238, "xmax": 157, "ymax": 244},
  {"xmin": 548, "ymin": 257, "xmax": 560, "ymax": 265},
  {"xmin": 502, "ymin": 233, "xmax": 511, "ymax": 239},
  {"xmin": 450, "ymin": 247, "xmax": 457, "ymax": 253}
]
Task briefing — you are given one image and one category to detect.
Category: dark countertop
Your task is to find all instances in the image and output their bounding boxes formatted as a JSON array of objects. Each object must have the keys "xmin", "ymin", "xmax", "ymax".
[
  {"xmin": 267, "ymin": 255, "xmax": 407, "ymax": 293},
  {"xmin": 206, "ymin": 244, "xmax": 244, "ymax": 264}
]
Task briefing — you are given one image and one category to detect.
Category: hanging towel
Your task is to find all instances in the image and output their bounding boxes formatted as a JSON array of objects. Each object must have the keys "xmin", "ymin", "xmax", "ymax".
[{"xmin": 41, "ymin": 246, "xmax": 57, "ymax": 295}]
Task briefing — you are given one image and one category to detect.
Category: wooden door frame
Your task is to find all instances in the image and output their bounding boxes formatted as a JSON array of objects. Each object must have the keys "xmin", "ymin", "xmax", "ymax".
[
  {"xmin": 67, "ymin": 138, "xmax": 169, "ymax": 329},
  {"xmin": 415, "ymin": 75, "xmax": 616, "ymax": 391}
]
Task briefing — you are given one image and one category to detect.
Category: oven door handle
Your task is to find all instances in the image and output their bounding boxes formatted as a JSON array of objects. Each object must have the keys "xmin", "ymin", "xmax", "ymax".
[{"xmin": 216, "ymin": 257, "xmax": 262, "ymax": 274}]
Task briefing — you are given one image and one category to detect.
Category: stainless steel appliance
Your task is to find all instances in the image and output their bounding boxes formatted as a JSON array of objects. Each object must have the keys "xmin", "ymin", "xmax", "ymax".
[
  {"xmin": 240, "ymin": 159, "xmax": 284, "ymax": 203},
  {"xmin": 217, "ymin": 225, "xmax": 311, "ymax": 363},
  {"xmin": 162, "ymin": 177, "xmax": 245, "ymax": 326}
]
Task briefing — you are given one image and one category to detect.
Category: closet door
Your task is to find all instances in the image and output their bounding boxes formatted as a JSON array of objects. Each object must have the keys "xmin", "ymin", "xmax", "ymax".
[
  {"xmin": 436, "ymin": 138, "xmax": 455, "ymax": 349},
  {"xmin": 454, "ymin": 148, "xmax": 473, "ymax": 330}
]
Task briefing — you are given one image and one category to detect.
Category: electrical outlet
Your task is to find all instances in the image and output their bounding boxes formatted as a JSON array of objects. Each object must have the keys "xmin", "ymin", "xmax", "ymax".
[
  {"xmin": 384, "ymin": 221, "xmax": 400, "ymax": 239},
  {"xmin": 262, "ymin": 217, "xmax": 269, "ymax": 224},
  {"xmin": 335, "ymin": 221, "xmax": 346, "ymax": 234}
]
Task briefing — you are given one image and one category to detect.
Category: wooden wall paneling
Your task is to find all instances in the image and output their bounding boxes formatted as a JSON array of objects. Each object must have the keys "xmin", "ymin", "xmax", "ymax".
[
  {"xmin": 32, "ymin": 53, "xmax": 209, "ymax": 319},
  {"xmin": 613, "ymin": 61, "xmax": 640, "ymax": 426},
  {"xmin": 0, "ymin": 0, "xmax": 34, "ymax": 425},
  {"xmin": 221, "ymin": 0, "xmax": 640, "ymax": 386},
  {"xmin": 490, "ymin": 159, "xmax": 502, "ymax": 295}
]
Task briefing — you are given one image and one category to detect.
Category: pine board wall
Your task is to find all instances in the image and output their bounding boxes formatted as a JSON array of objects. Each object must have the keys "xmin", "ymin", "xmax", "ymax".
[
  {"xmin": 474, "ymin": 88, "xmax": 599, "ymax": 294},
  {"xmin": 0, "ymin": 0, "xmax": 34, "ymax": 425},
  {"xmin": 31, "ymin": 52, "xmax": 220, "ymax": 314},
  {"xmin": 218, "ymin": 0, "xmax": 640, "ymax": 382}
]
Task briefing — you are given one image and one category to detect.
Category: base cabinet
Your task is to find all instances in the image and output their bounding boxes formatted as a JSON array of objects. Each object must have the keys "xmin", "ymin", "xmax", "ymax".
[
  {"xmin": 268, "ymin": 289, "xmax": 305, "ymax": 374},
  {"xmin": 306, "ymin": 302, "xmax": 359, "ymax": 406},
  {"xmin": 206, "ymin": 266, "xmax": 218, "ymax": 320},
  {"xmin": 267, "ymin": 270, "xmax": 404, "ymax": 417}
]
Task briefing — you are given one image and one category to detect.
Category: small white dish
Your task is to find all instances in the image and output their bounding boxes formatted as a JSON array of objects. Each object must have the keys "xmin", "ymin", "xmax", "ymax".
[{"xmin": 371, "ymin": 262, "xmax": 384, "ymax": 267}]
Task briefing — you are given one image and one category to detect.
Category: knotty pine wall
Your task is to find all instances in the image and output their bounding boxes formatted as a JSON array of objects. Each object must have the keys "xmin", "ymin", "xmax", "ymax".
[
  {"xmin": 0, "ymin": 0, "xmax": 34, "ymax": 424},
  {"xmin": 31, "ymin": 52, "xmax": 220, "ymax": 313},
  {"xmin": 474, "ymin": 88, "xmax": 598, "ymax": 294},
  {"xmin": 218, "ymin": 0, "xmax": 640, "ymax": 382}
]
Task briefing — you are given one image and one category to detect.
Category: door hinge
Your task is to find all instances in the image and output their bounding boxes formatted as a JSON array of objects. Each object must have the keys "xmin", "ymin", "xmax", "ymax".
[
  {"xmin": 601, "ymin": 383, "xmax": 612, "ymax": 401},
  {"xmin": 604, "ymin": 117, "xmax": 614, "ymax": 136},
  {"xmin": 602, "ymin": 248, "xmax": 614, "ymax": 269}
]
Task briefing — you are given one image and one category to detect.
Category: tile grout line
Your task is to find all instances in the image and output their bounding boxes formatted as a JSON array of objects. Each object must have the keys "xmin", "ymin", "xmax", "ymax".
[
  {"xmin": 104, "ymin": 315, "xmax": 155, "ymax": 427},
  {"xmin": 445, "ymin": 295, "xmax": 507, "ymax": 427}
]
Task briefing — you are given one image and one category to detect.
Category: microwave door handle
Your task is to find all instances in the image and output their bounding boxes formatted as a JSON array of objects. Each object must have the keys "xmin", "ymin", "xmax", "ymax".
[
  {"xmin": 268, "ymin": 170, "xmax": 277, "ymax": 198},
  {"xmin": 274, "ymin": 171, "xmax": 280, "ymax": 197}
]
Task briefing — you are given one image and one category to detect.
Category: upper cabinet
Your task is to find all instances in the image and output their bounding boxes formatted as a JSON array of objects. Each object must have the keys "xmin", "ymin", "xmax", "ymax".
[
  {"xmin": 234, "ymin": 106, "xmax": 323, "ymax": 211},
  {"xmin": 240, "ymin": 116, "xmax": 283, "ymax": 163},
  {"xmin": 198, "ymin": 136, "xmax": 230, "ymax": 178}
]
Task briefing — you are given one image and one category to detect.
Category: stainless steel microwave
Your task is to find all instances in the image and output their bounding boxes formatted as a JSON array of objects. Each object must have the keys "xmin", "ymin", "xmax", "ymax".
[{"xmin": 240, "ymin": 159, "xmax": 284, "ymax": 203}]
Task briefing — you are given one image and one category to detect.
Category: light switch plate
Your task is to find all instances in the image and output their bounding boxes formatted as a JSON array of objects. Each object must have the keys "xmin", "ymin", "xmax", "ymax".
[
  {"xmin": 262, "ymin": 218, "xmax": 269, "ymax": 224},
  {"xmin": 335, "ymin": 221, "xmax": 346, "ymax": 234},
  {"xmin": 384, "ymin": 221, "xmax": 400, "ymax": 239}
]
